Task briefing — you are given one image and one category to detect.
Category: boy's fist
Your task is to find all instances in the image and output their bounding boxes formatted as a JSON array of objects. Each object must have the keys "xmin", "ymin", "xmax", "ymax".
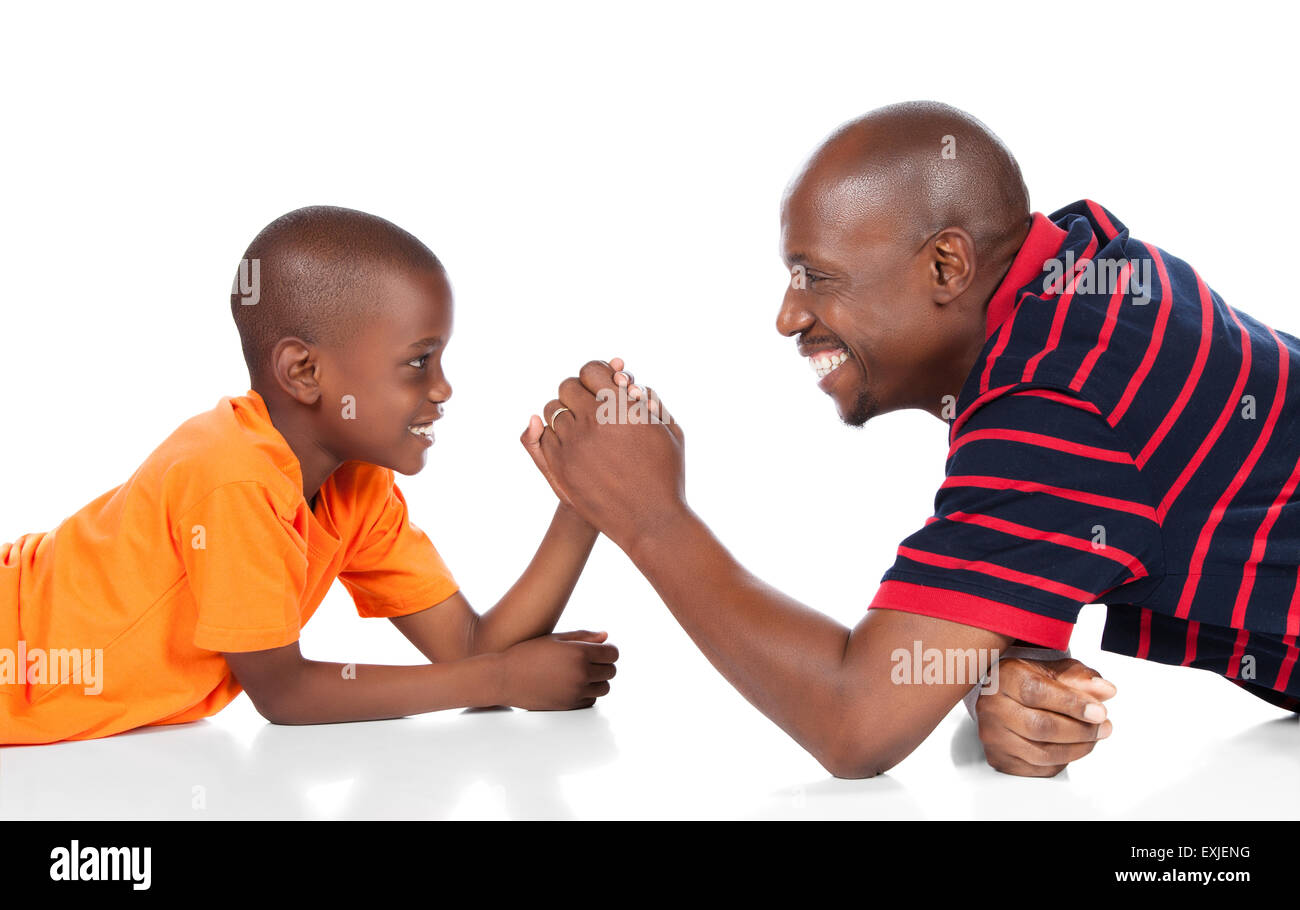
[
  {"xmin": 494, "ymin": 630, "xmax": 619, "ymax": 711},
  {"xmin": 521, "ymin": 357, "xmax": 643, "ymax": 512}
]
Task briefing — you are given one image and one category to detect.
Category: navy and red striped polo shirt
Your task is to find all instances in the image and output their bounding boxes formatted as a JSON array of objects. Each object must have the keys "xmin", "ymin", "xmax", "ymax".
[{"xmin": 870, "ymin": 199, "xmax": 1300, "ymax": 712}]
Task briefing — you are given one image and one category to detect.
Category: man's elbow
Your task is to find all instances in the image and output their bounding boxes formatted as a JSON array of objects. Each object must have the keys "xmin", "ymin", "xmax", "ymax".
[{"xmin": 816, "ymin": 735, "xmax": 904, "ymax": 780}]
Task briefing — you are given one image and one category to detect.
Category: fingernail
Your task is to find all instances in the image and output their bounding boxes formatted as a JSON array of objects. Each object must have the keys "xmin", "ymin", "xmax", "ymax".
[
  {"xmin": 1098, "ymin": 721, "xmax": 1113, "ymax": 739},
  {"xmin": 1083, "ymin": 703, "xmax": 1107, "ymax": 723}
]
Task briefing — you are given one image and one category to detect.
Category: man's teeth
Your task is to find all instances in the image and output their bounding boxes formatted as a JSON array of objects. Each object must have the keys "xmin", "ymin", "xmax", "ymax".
[
  {"xmin": 809, "ymin": 350, "xmax": 848, "ymax": 379},
  {"xmin": 408, "ymin": 424, "xmax": 434, "ymax": 438}
]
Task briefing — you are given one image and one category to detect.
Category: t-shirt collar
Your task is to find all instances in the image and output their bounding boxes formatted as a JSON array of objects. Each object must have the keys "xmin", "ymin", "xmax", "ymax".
[{"xmin": 236, "ymin": 388, "xmax": 310, "ymax": 502}]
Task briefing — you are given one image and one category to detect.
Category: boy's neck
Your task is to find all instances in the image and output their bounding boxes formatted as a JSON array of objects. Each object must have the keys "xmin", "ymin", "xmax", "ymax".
[{"xmin": 260, "ymin": 393, "xmax": 340, "ymax": 508}]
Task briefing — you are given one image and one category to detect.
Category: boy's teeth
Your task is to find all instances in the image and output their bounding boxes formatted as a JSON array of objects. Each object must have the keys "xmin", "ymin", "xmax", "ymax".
[
  {"xmin": 808, "ymin": 350, "xmax": 848, "ymax": 379},
  {"xmin": 408, "ymin": 424, "xmax": 434, "ymax": 437}
]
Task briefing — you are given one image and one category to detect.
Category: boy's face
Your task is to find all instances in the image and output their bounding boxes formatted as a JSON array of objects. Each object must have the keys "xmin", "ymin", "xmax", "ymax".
[{"xmin": 312, "ymin": 264, "xmax": 454, "ymax": 476}]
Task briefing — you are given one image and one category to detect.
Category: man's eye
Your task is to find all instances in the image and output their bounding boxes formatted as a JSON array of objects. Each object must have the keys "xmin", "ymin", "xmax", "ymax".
[{"xmin": 806, "ymin": 274, "xmax": 824, "ymax": 284}]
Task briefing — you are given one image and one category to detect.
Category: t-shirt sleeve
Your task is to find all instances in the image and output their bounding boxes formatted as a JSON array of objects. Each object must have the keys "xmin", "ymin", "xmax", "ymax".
[
  {"xmin": 179, "ymin": 481, "xmax": 309, "ymax": 653},
  {"xmin": 337, "ymin": 471, "xmax": 460, "ymax": 619},
  {"xmin": 869, "ymin": 388, "xmax": 1164, "ymax": 649}
]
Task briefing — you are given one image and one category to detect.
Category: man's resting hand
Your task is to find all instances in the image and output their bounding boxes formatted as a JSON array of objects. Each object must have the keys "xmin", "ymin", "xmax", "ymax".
[{"xmin": 970, "ymin": 653, "xmax": 1116, "ymax": 777}]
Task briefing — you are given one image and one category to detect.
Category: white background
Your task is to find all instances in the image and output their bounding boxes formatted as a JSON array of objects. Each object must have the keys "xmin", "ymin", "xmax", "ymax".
[{"xmin": 1, "ymin": 1, "xmax": 1297, "ymax": 819}]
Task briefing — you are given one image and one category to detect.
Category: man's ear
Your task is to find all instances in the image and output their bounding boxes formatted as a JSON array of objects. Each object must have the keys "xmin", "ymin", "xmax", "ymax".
[
  {"xmin": 930, "ymin": 227, "xmax": 977, "ymax": 304},
  {"xmin": 272, "ymin": 337, "xmax": 323, "ymax": 405}
]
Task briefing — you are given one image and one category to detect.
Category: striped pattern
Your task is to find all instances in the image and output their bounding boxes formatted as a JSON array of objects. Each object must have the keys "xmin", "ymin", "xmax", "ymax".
[{"xmin": 871, "ymin": 200, "xmax": 1300, "ymax": 711}]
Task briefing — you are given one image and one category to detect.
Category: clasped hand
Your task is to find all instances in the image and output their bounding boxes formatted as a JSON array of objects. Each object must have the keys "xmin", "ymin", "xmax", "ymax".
[{"xmin": 520, "ymin": 358, "xmax": 686, "ymax": 552}]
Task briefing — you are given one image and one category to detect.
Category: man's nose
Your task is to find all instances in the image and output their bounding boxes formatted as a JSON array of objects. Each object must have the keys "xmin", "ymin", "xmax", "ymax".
[{"xmin": 776, "ymin": 284, "xmax": 814, "ymax": 338}]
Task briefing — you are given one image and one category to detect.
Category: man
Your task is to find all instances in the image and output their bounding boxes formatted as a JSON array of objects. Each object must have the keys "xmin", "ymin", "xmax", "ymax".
[{"xmin": 524, "ymin": 101, "xmax": 1300, "ymax": 778}]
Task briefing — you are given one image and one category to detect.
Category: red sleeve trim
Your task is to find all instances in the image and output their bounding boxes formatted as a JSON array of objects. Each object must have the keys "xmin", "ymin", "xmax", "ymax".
[{"xmin": 868, "ymin": 580, "xmax": 1074, "ymax": 650}]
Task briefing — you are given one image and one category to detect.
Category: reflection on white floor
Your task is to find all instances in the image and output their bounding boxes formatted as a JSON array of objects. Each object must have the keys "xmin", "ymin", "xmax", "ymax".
[{"xmin": 2, "ymin": 656, "xmax": 1296, "ymax": 820}]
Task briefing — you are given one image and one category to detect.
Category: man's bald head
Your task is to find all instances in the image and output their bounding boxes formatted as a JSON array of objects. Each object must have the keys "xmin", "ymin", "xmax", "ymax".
[
  {"xmin": 785, "ymin": 100, "xmax": 1029, "ymax": 267},
  {"xmin": 230, "ymin": 205, "xmax": 444, "ymax": 388}
]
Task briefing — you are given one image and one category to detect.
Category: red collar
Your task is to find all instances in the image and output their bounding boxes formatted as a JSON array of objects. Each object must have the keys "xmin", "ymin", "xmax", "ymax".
[{"xmin": 984, "ymin": 212, "xmax": 1069, "ymax": 339}]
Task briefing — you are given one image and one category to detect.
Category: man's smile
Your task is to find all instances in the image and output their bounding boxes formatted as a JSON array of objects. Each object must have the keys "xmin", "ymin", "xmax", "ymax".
[
  {"xmin": 808, "ymin": 348, "xmax": 849, "ymax": 382},
  {"xmin": 799, "ymin": 337, "xmax": 858, "ymax": 391}
]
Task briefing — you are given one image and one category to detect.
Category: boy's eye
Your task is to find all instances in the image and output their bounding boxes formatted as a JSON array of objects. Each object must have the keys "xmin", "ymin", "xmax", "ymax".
[{"xmin": 408, "ymin": 354, "xmax": 430, "ymax": 369}]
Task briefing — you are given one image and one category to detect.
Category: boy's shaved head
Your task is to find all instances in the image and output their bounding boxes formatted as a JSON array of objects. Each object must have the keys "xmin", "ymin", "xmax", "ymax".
[{"xmin": 230, "ymin": 205, "xmax": 444, "ymax": 387}]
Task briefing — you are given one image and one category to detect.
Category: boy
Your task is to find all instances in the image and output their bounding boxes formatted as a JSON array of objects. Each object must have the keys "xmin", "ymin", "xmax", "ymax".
[{"xmin": 0, "ymin": 205, "xmax": 617, "ymax": 745}]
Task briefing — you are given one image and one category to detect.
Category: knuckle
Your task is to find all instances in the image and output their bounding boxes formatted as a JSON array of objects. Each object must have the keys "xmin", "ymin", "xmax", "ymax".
[{"xmin": 1018, "ymin": 673, "xmax": 1046, "ymax": 705}]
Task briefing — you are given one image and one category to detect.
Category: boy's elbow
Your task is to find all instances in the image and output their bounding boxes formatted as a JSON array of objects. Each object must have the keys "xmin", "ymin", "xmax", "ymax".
[
  {"xmin": 239, "ymin": 677, "xmax": 303, "ymax": 724},
  {"xmin": 248, "ymin": 690, "xmax": 296, "ymax": 725},
  {"xmin": 223, "ymin": 643, "xmax": 308, "ymax": 725}
]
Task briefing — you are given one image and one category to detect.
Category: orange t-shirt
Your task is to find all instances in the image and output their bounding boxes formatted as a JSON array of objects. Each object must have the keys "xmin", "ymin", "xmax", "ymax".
[{"xmin": 0, "ymin": 389, "xmax": 459, "ymax": 745}]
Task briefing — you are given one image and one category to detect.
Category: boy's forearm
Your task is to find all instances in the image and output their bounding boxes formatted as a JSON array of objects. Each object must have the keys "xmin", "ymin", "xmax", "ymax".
[
  {"xmin": 266, "ymin": 654, "xmax": 503, "ymax": 725},
  {"xmin": 470, "ymin": 504, "xmax": 599, "ymax": 653}
]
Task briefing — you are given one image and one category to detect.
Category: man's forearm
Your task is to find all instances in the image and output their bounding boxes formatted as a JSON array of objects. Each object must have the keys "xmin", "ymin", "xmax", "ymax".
[
  {"xmin": 266, "ymin": 655, "xmax": 503, "ymax": 725},
  {"xmin": 623, "ymin": 507, "xmax": 854, "ymax": 765},
  {"xmin": 471, "ymin": 504, "xmax": 599, "ymax": 653}
]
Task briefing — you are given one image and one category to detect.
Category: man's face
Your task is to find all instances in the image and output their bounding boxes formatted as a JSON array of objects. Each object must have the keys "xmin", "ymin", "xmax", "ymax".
[
  {"xmin": 777, "ymin": 177, "xmax": 939, "ymax": 426},
  {"xmin": 313, "ymin": 265, "xmax": 454, "ymax": 476}
]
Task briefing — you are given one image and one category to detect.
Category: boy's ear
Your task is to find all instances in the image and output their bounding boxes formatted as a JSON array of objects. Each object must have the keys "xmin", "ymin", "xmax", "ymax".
[{"xmin": 272, "ymin": 337, "xmax": 323, "ymax": 405}]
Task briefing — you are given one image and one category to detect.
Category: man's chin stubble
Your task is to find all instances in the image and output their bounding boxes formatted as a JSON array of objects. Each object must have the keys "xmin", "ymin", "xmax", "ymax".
[{"xmin": 843, "ymin": 388, "xmax": 880, "ymax": 428}]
